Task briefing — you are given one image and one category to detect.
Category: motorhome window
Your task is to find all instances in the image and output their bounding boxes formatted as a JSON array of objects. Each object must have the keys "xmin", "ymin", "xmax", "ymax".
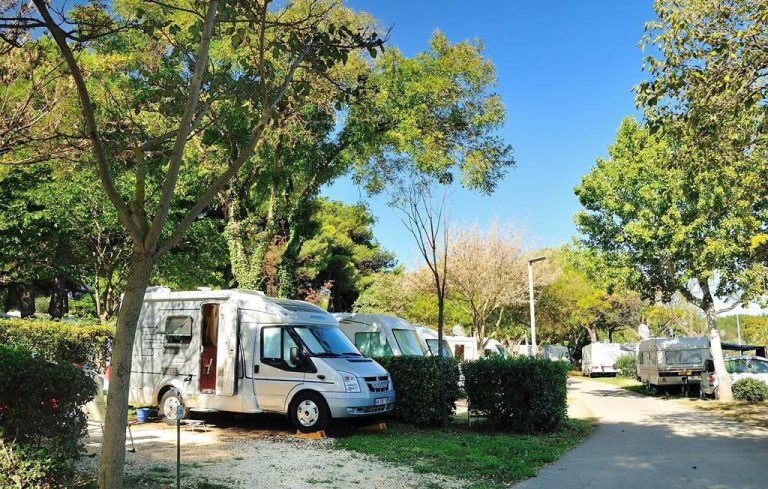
[
  {"xmin": 426, "ymin": 339, "xmax": 454, "ymax": 358},
  {"xmin": 165, "ymin": 316, "xmax": 193, "ymax": 344},
  {"xmin": 354, "ymin": 332, "xmax": 393, "ymax": 357},
  {"xmin": 393, "ymin": 329, "xmax": 425, "ymax": 356},
  {"xmin": 261, "ymin": 327, "xmax": 301, "ymax": 370},
  {"xmin": 293, "ymin": 326, "xmax": 360, "ymax": 356},
  {"xmin": 665, "ymin": 350, "xmax": 703, "ymax": 365}
]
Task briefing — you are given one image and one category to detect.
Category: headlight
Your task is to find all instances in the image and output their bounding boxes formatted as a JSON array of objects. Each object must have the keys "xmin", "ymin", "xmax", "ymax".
[{"xmin": 338, "ymin": 371, "xmax": 360, "ymax": 393}]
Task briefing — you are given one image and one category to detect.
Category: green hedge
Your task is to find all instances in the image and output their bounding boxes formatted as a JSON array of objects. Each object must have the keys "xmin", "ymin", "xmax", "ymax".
[
  {"xmin": 374, "ymin": 356, "xmax": 460, "ymax": 426},
  {"xmin": 732, "ymin": 377, "xmax": 768, "ymax": 402},
  {"xmin": 463, "ymin": 356, "xmax": 569, "ymax": 433},
  {"xmin": 0, "ymin": 318, "xmax": 114, "ymax": 370},
  {"xmin": 616, "ymin": 354, "xmax": 636, "ymax": 378},
  {"xmin": 0, "ymin": 345, "xmax": 95, "ymax": 487}
]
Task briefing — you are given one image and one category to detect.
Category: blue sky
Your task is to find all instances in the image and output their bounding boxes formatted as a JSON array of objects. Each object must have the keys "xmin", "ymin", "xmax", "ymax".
[{"xmin": 323, "ymin": 1, "xmax": 655, "ymax": 267}]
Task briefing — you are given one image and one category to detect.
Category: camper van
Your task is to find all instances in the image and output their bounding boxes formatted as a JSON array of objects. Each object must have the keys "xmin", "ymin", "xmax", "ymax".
[
  {"xmin": 414, "ymin": 326, "xmax": 453, "ymax": 357},
  {"xmin": 483, "ymin": 338, "xmax": 510, "ymax": 358},
  {"xmin": 636, "ymin": 336, "xmax": 710, "ymax": 390},
  {"xmin": 543, "ymin": 344, "xmax": 570, "ymax": 362},
  {"xmin": 130, "ymin": 288, "xmax": 394, "ymax": 432},
  {"xmin": 446, "ymin": 335, "xmax": 479, "ymax": 361},
  {"xmin": 333, "ymin": 313, "xmax": 428, "ymax": 357},
  {"xmin": 581, "ymin": 342, "xmax": 622, "ymax": 377}
]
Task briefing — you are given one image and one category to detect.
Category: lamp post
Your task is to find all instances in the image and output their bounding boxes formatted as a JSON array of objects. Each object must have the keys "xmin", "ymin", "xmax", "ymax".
[{"xmin": 528, "ymin": 256, "xmax": 546, "ymax": 356}]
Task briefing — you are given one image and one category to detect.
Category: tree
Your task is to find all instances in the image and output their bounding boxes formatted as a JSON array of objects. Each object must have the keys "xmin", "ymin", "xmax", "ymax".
[
  {"xmin": 575, "ymin": 117, "xmax": 767, "ymax": 400},
  {"xmin": 1, "ymin": 1, "xmax": 384, "ymax": 485},
  {"xmin": 447, "ymin": 223, "xmax": 533, "ymax": 351}
]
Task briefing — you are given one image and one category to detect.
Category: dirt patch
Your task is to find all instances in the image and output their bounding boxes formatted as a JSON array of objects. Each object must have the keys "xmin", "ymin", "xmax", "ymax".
[{"xmin": 79, "ymin": 414, "xmax": 462, "ymax": 488}]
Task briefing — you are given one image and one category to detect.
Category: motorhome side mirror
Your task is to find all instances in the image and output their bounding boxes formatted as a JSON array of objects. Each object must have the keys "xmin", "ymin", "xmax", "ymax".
[{"xmin": 289, "ymin": 346, "xmax": 302, "ymax": 366}]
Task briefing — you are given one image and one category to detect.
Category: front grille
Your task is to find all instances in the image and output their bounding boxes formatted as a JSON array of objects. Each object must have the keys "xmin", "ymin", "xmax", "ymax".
[
  {"xmin": 364, "ymin": 375, "xmax": 390, "ymax": 393},
  {"xmin": 347, "ymin": 403, "xmax": 394, "ymax": 415}
]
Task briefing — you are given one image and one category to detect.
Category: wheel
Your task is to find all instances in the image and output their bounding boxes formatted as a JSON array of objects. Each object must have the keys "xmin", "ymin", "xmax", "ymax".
[
  {"xmin": 713, "ymin": 387, "xmax": 719, "ymax": 400},
  {"xmin": 644, "ymin": 380, "xmax": 650, "ymax": 391},
  {"xmin": 289, "ymin": 391, "xmax": 330, "ymax": 433},
  {"xmin": 160, "ymin": 388, "xmax": 188, "ymax": 425}
]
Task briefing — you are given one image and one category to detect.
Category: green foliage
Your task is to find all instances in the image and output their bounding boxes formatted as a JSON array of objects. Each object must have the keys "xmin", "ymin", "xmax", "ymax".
[
  {"xmin": 616, "ymin": 354, "xmax": 636, "ymax": 378},
  {"xmin": 0, "ymin": 345, "xmax": 95, "ymax": 487},
  {"xmin": 0, "ymin": 318, "xmax": 114, "ymax": 369},
  {"xmin": 463, "ymin": 357, "xmax": 568, "ymax": 433},
  {"xmin": 732, "ymin": 377, "xmax": 768, "ymax": 402},
  {"xmin": 374, "ymin": 356, "xmax": 460, "ymax": 426}
]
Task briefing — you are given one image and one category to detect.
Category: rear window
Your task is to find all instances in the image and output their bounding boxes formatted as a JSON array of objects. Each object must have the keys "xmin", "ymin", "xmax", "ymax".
[{"xmin": 665, "ymin": 349, "xmax": 703, "ymax": 365}]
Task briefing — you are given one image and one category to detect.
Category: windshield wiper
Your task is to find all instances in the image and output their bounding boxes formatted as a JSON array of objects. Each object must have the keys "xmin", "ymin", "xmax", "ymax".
[
  {"xmin": 313, "ymin": 352, "xmax": 342, "ymax": 357},
  {"xmin": 342, "ymin": 352, "xmax": 363, "ymax": 357}
]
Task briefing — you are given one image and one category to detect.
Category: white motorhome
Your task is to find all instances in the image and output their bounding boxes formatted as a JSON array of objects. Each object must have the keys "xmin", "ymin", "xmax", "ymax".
[
  {"xmin": 636, "ymin": 336, "xmax": 710, "ymax": 390},
  {"xmin": 581, "ymin": 342, "xmax": 622, "ymax": 377},
  {"xmin": 446, "ymin": 335, "xmax": 479, "ymax": 361},
  {"xmin": 414, "ymin": 326, "xmax": 453, "ymax": 358},
  {"xmin": 130, "ymin": 288, "xmax": 394, "ymax": 433},
  {"xmin": 543, "ymin": 344, "xmax": 570, "ymax": 362},
  {"xmin": 334, "ymin": 313, "xmax": 427, "ymax": 357},
  {"xmin": 483, "ymin": 338, "xmax": 510, "ymax": 358}
]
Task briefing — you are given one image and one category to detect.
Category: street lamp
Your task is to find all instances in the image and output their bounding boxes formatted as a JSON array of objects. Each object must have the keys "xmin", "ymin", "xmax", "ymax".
[{"xmin": 528, "ymin": 256, "xmax": 546, "ymax": 356}]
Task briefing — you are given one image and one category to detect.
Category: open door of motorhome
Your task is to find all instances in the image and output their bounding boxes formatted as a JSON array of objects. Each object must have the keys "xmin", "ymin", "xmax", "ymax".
[{"xmin": 216, "ymin": 301, "xmax": 239, "ymax": 396}]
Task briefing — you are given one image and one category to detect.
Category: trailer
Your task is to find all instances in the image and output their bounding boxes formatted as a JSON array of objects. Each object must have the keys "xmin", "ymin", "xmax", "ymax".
[
  {"xmin": 581, "ymin": 342, "xmax": 622, "ymax": 377},
  {"xmin": 636, "ymin": 336, "xmax": 710, "ymax": 390},
  {"xmin": 130, "ymin": 288, "xmax": 394, "ymax": 432}
]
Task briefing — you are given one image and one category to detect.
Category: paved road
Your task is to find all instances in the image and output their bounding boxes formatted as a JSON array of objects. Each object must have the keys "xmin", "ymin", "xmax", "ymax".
[{"xmin": 517, "ymin": 377, "xmax": 768, "ymax": 489}]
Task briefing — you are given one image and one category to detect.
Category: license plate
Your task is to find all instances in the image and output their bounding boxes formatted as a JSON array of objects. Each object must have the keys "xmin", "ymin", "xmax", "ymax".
[{"xmin": 375, "ymin": 397, "xmax": 390, "ymax": 406}]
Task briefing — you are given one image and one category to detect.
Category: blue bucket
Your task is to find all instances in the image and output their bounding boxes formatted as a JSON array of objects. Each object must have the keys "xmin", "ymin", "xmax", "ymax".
[{"xmin": 136, "ymin": 407, "xmax": 151, "ymax": 423}]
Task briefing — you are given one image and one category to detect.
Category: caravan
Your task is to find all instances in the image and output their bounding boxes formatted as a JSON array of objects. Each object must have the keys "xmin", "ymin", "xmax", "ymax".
[
  {"xmin": 636, "ymin": 336, "xmax": 710, "ymax": 390},
  {"xmin": 333, "ymin": 313, "xmax": 428, "ymax": 357},
  {"xmin": 130, "ymin": 288, "xmax": 394, "ymax": 432},
  {"xmin": 581, "ymin": 342, "xmax": 622, "ymax": 377}
]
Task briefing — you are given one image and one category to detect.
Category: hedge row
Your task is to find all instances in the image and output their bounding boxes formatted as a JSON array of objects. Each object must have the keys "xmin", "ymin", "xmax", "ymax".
[
  {"xmin": 463, "ymin": 356, "xmax": 569, "ymax": 433},
  {"xmin": 374, "ymin": 356, "xmax": 460, "ymax": 426},
  {"xmin": 0, "ymin": 318, "xmax": 114, "ymax": 370},
  {"xmin": 0, "ymin": 345, "xmax": 95, "ymax": 487}
]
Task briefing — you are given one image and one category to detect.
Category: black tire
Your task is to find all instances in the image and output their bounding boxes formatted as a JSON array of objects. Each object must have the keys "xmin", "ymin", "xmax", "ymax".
[
  {"xmin": 160, "ymin": 388, "xmax": 189, "ymax": 425},
  {"xmin": 289, "ymin": 391, "xmax": 330, "ymax": 433}
]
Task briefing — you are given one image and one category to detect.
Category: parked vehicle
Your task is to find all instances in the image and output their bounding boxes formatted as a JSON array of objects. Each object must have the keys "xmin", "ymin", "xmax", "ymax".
[
  {"xmin": 581, "ymin": 342, "xmax": 622, "ymax": 377},
  {"xmin": 333, "ymin": 313, "xmax": 428, "ymax": 357},
  {"xmin": 446, "ymin": 334, "xmax": 479, "ymax": 361},
  {"xmin": 130, "ymin": 288, "xmax": 394, "ymax": 433},
  {"xmin": 414, "ymin": 326, "xmax": 453, "ymax": 357},
  {"xmin": 636, "ymin": 336, "xmax": 710, "ymax": 391},
  {"xmin": 483, "ymin": 338, "xmax": 510, "ymax": 358},
  {"xmin": 516, "ymin": 344, "xmax": 534, "ymax": 357},
  {"xmin": 700, "ymin": 355, "xmax": 768, "ymax": 398},
  {"xmin": 543, "ymin": 344, "xmax": 570, "ymax": 362}
]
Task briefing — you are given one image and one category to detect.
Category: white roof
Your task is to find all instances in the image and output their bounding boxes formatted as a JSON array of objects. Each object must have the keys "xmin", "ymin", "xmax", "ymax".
[
  {"xmin": 639, "ymin": 336, "xmax": 710, "ymax": 349},
  {"xmin": 332, "ymin": 312, "xmax": 416, "ymax": 330}
]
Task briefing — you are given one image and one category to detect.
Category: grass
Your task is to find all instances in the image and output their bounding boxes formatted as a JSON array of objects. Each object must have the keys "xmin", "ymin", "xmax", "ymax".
[
  {"xmin": 335, "ymin": 419, "xmax": 596, "ymax": 488},
  {"xmin": 683, "ymin": 399, "xmax": 768, "ymax": 429}
]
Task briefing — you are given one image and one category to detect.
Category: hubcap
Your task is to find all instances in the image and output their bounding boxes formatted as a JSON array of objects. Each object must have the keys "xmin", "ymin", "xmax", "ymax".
[
  {"xmin": 296, "ymin": 399, "xmax": 319, "ymax": 427},
  {"xmin": 164, "ymin": 395, "xmax": 180, "ymax": 420}
]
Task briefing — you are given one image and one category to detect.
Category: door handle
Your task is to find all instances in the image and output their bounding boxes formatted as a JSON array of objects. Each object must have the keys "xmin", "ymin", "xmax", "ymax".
[{"xmin": 253, "ymin": 365, "xmax": 260, "ymax": 374}]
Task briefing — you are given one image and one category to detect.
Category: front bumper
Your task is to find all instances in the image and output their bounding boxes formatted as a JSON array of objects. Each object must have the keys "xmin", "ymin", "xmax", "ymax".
[{"xmin": 324, "ymin": 389, "xmax": 396, "ymax": 418}]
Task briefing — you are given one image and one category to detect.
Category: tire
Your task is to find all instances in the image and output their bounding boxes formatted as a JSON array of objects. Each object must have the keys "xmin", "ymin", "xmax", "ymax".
[
  {"xmin": 160, "ymin": 388, "xmax": 188, "ymax": 425},
  {"xmin": 289, "ymin": 391, "xmax": 330, "ymax": 433}
]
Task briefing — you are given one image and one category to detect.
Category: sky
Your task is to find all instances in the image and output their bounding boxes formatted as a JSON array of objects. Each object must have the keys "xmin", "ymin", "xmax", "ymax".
[{"xmin": 322, "ymin": 0, "xmax": 656, "ymax": 268}]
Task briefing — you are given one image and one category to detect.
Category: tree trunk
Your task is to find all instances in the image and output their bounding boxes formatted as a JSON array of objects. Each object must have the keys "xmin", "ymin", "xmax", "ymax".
[
  {"xmin": 586, "ymin": 324, "xmax": 598, "ymax": 343},
  {"xmin": 48, "ymin": 274, "xmax": 67, "ymax": 319},
  {"xmin": 19, "ymin": 282, "xmax": 35, "ymax": 318},
  {"xmin": 97, "ymin": 251, "xmax": 154, "ymax": 488},
  {"xmin": 706, "ymin": 308, "xmax": 734, "ymax": 401}
]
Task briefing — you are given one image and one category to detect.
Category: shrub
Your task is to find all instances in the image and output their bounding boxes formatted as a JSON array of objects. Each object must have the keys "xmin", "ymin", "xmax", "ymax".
[
  {"xmin": 616, "ymin": 354, "xmax": 636, "ymax": 378},
  {"xmin": 0, "ymin": 345, "xmax": 95, "ymax": 487},
  {"xmin": 732, "ymin": 377, "xmax": 768, "ymax": 402},
  {"xmin": 463, "ymin": 356, "xmax": 569, "ymax": 433},
  {"xmin": 374, "ymin": 356, "xmax": 460, "ymax": 426},
  {"xmin": 0, "ymin": 318, "xmax": 114, "ymax": 370}
]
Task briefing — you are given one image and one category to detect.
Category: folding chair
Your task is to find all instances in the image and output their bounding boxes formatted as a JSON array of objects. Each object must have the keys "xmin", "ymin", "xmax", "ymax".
[{"xmin": 83, "ymin": 372, "xmax": 136, "ymax": 453}]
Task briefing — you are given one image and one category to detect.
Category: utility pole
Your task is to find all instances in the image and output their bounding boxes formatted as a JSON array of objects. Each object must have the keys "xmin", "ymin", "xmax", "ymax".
[{"xmin": 528, "ymin": 256, "xmax": 546, "ymax": 356}]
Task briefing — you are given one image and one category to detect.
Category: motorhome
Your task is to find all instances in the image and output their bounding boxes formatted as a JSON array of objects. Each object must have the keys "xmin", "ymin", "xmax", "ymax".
[
  {"xmin": 543, "ymin": 344, "xmax": 570, "ymax": 362},
  {"xmin": 333, "ymin": 313, "xmax": 428, "ymax": 357},
  {"xmin": 581, "ymin": 342, "xmax": 622, "ymax": 377},
  {"xmin": 636, "ymin": 336, "xmax": 710, "ymax": 390},
  {"xmin": 414, "ymin": 326, "xmax": 453, "ymax": 357},
  {"xmin": 130, "ymin": 288, "xmax": 394, "ymax": 433},
  {"xmin": 483, "ymin": 338, "xmax": 510, "ymax": 358},
  {"xmin": 446, "ymin": 334, "xmax": 479, "ymax": 361}
]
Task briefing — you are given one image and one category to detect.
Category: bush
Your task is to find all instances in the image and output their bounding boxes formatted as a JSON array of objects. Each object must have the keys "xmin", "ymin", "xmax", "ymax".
[
  {"xmin": 0, "ymin": 318, "xmax": 114, "ymax": 370},
  {"xmin": 0, "ymin": 345, "xmax": 95, "ymax": 487},
  {"xmin": 463, "ymin": 356, "xmax": 569, "ymax": 433},
  {"xmin": 732, "ymin": 377, "xmax": 768, "ymax": 402},
  {"xmin": 374, "ymin": 356, "xmax": 460, "ymax": 426},
  {"xmin": 616, "ymin": 354, "xmax": 636, "ymax": 378}
]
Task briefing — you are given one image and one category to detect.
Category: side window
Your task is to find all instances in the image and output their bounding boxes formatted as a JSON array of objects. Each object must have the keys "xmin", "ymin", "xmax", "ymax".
[
  {"xmin": 261, "ymin": 327, "xmax": 303, "ymax": 371},
  {"xmin": 165, "ymin": 316, "xmax": 193, "ymax": 345},
  {"xmin": 638, "ymin": 352, "xmax": 643, "ymax": 365},
  {"xmin": 354, "ymin": 332, "xmax": 393, "ymax": 357},
  {"xmin": 262, "ymin": 327, "xmax": 281, "ymax": 359}
]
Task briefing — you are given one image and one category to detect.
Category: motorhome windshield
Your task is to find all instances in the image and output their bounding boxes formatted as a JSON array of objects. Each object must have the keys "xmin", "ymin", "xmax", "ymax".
[
  {"xmin": 426, "ymin": 339, "xmax": 453, "ymax": 358},
  {"xmin": 293, "ymin": 326, "xmax": 361, "ymax": 357},
  {"xmin": 393, "ymin": 329, "xmax": 425, "ymax": 356},
  {"xmin": 665, "ymin": 349, "xmax": 704, "ymax": 365}
]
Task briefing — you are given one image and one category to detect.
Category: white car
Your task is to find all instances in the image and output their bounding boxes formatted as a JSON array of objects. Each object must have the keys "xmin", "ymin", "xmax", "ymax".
[{"xmin": 700, "ymin": 355, "xmax": 768, "ymax": 398}]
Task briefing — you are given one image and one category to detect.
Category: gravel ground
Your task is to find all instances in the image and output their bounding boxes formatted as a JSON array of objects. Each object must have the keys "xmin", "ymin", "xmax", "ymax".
[{"xmin": 79, "ymin": 415, "xmax": 462, "ymax": 488}]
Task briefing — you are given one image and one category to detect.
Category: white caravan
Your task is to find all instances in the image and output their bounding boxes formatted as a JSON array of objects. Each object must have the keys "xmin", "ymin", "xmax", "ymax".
[
  {"xmin": 130, "ymin": 288, "xmax": 394, "ymax": 432},
  {"xmin": 543, "ymin": 344, "xmax": 570, "ymax": 362},
  {"xmin": 581, "ymin": 342, "xmax": 622, "ymax": 377},
  {"xmin": 414, "ymin": 326, "xmax": 453, "ymax": 358},
  {"xmin": 636, "ymin": 336, "xmax": 710, "ymax": 390},
  {"xmin": 446, "ymin": 335, "xmax": 479, "ymax": 361},
  {"xmin": 333, "ymin": 313, "xmax": 428, "ymax": 357}
]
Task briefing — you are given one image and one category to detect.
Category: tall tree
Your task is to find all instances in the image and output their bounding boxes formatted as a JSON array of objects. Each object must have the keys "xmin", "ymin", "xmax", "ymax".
[
  {"xmin": 0, "ymin": 1, "xmax": 383, "ymax": 485},
  {"xmin": 575, "ymin": 117, "xmax": 767, "ymax": 400}
]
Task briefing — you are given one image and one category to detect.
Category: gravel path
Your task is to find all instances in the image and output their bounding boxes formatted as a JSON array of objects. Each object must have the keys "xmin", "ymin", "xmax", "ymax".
[{"xmin": 79, "ymin": 415, "xmax": 462, "ymax": 488}]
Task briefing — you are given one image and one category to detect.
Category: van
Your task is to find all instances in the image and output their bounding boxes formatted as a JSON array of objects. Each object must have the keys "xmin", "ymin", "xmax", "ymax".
[
  {"xmin": 581, "ymin": 342, "xmax": 622, "ymax": 377},
  {"xmin": 636, "ymin": 336, "xmax": 710, "ymax": 391},
  {"xmin": 700, "ymin": 355, "xmax": 768, "ymax": 398},
  {"xmin": 543, "ymin": 344, "xmax": 570, "ymax": 362},
  {"xmin": 129, "ymin": 288, "xmax": 394, "ymax": 432},
  {"xmin": 483, "ymin": 338, "xmax": 510, "ymax": 358},
  {"xmin": 333, "ymin": 313, "xmax": 428, "ymax": 357}
]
